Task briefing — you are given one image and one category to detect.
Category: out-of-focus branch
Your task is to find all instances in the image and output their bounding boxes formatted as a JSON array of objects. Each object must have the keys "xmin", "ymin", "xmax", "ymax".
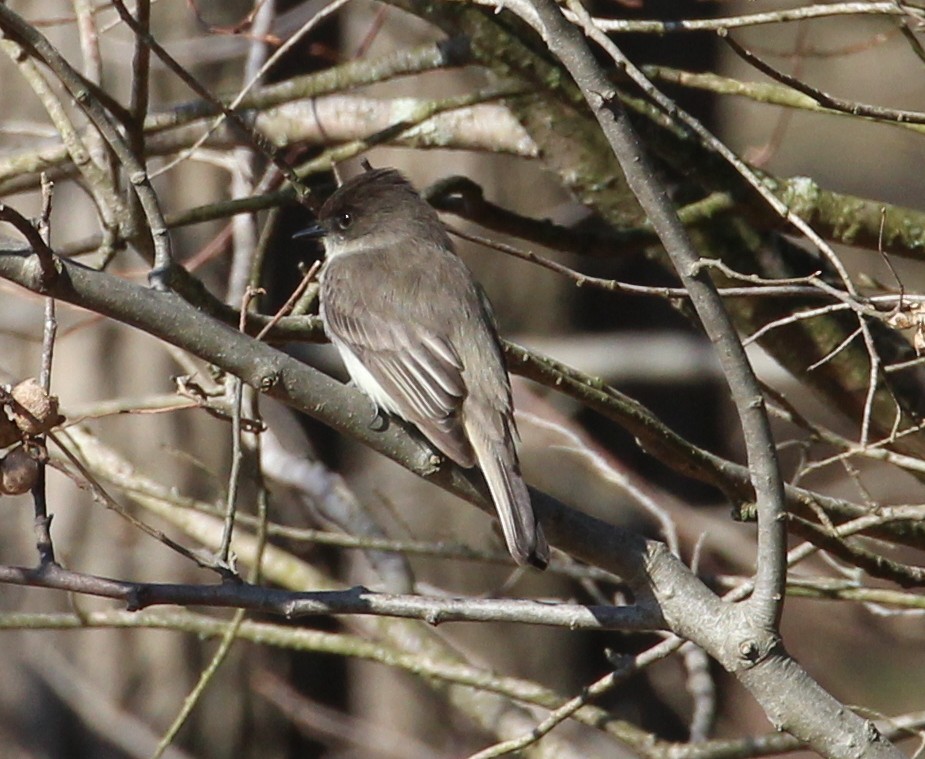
[
  {"xmin": 260, "ymin": 402, "xmax": 416, "ymax": 593},
  {"xmin": 0, "ymin": 38, "xmax": 472, "ymax": 194},
  {"xmin": 12, "ymin": 93, "xmax": 534, "ymax": 260},
  {"xmin": 0, "ymin": 4, "xmax": 172, "ymax": 275},
  {"xmin": 1, "ymin": 608, "xmax": 661, "ymax": 753},
  {"xmin": 0, "ymin": 37, "xmax": 126, "ymax": 250},
  {"xmin": 580, "ymin": 2, "xmax": 914, "ymax": 33}
]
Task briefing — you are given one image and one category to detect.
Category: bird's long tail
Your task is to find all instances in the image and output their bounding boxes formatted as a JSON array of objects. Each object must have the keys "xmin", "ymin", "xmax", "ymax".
[{"xmin": 468, "ymin": 424, "xmax": 549, "ymax": 569}]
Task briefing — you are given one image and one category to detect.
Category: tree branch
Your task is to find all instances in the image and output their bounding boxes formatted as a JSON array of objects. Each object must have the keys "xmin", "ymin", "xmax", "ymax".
[
  {"xmin": 494, "ymin": 0, "xmax": 901, "ymax": 755},
  {"xmin": 519, "ymin": 0, "xmax": 788, "ymax": 630},
  {"xmin": 0, "ymin": 4, "xmax": 172, "ymax": 277},
  {"xmin": 0, "ymin": 232, "xmax": 903, "ymax": 758},
  {"xmin": 0, "ymin": 561, "xmax": 659, "ymax": 630}
]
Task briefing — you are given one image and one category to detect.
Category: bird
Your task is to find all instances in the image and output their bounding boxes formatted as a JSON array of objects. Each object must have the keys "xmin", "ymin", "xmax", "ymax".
[{"xmin": 296, "ymin": 166, "xmax": 549, "ymax": 568}]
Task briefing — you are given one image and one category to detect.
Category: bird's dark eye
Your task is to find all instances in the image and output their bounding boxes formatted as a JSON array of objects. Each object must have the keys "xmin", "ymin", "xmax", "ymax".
[{"xmin": 335, "ymin": 212, "xmax": 353, "ymax": 230}]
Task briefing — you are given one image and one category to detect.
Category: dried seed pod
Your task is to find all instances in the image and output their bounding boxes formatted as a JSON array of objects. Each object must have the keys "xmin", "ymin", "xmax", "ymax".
[
  {"xmin": 0, "ymin": 413, "xmax": 18, "ymax": 449},
  {"xmin": 0, "ymin": 444, "xmax": 39, "ymax": 495},
  {"xmin": 10, "ymin": 378, "xmax": 63, "ymax": 435}
]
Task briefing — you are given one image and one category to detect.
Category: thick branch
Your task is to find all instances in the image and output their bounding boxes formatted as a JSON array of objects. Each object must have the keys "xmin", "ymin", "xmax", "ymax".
[
  {"xmin": 0, "ymin": 243, "xmax": 657, "ymax": 586},
  {"xmin": 0, "ymin": 242, "xmax": 905, "ymax": 759}
]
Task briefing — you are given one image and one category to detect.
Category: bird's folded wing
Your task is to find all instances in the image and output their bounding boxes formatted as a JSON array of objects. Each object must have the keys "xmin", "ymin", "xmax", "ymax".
[{"xmin": 326, "ymin": 310, "xmax": 476, "ymax": 467}]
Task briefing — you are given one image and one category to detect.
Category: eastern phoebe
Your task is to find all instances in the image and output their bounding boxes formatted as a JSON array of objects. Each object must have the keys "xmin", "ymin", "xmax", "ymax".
[{"xmin": 297, "ymin": 167, "xmax": 549, "ymax": 569}]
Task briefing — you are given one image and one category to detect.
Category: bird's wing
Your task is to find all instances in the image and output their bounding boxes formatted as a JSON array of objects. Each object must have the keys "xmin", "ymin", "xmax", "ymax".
[{"xmin": 325, "ymin": 309, "xmax": 476, "ymax": 467}]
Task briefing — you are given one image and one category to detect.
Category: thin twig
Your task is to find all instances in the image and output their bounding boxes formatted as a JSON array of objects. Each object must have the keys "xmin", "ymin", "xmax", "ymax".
[
  {"xmin": 0, "ymin": 4, "xmax": 173, "ymax": 278},
  {"xmin": 468, "ymin": 635, "xmax": 682, "ymax": 757},
  {"xmin": 26, "ymin": 175, "xmax": 58, "ymax": 566},
  {"xmin": 725, "ymin": 34, "xmax": 925, "ymax": 126},
  {"xmin": 216, "ymin": 288, "xmax": 265, "ymax": 570},
  {"xmin": 579, "ymin": 2, "xmax": 916, "ymax": 34},
  {"xmin": 255, "ymin": 260, "xmax": 320, "ymax": 341},
  {"xmin": 112, "ymin": 0, "xmax": 340, "ymax": 208},
  {"xmin": 50, "ymin": 431, "xmax": 233, "ymax": 574},
  {"xmin": 37, "ymin": 175, "xmax": 56, "ymax": 389},
  {"xmin": 0, "ymin": 560, "xmax": 660, "ymax": 630}
]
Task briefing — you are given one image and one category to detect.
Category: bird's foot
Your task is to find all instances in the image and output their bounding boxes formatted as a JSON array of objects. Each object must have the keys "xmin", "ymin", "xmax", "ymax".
[{"xmin": 368, "ymin": 408, "xmax": 389, "ymax": 432}]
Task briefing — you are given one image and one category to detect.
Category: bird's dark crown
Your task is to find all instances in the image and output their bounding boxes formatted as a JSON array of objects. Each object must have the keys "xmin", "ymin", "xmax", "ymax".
[{"xmin": 318, "ymin": 167, "xmax": 439, "ymax": 234}]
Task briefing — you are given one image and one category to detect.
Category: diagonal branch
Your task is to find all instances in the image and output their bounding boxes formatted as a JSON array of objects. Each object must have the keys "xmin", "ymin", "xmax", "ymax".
[
  {"xmin": 520, "ymin": 0, "xmax": 787, "ymax": 631},
  {"xmin": 0, "ymin": 239, "xmax": 905, "ymax": 758},
  {"xmin": 503, "ymin": 0, "xmax": 901, "ymax": 755},
  {"xmin": 0, "ymin": 4, "xmax": 172, "ymax": 278}
]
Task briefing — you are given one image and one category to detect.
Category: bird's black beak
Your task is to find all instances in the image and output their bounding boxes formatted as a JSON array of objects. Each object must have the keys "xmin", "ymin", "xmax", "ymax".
[{"xmin": 293, "ymin": 223, "xmax": 326, "ymax": 240}]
